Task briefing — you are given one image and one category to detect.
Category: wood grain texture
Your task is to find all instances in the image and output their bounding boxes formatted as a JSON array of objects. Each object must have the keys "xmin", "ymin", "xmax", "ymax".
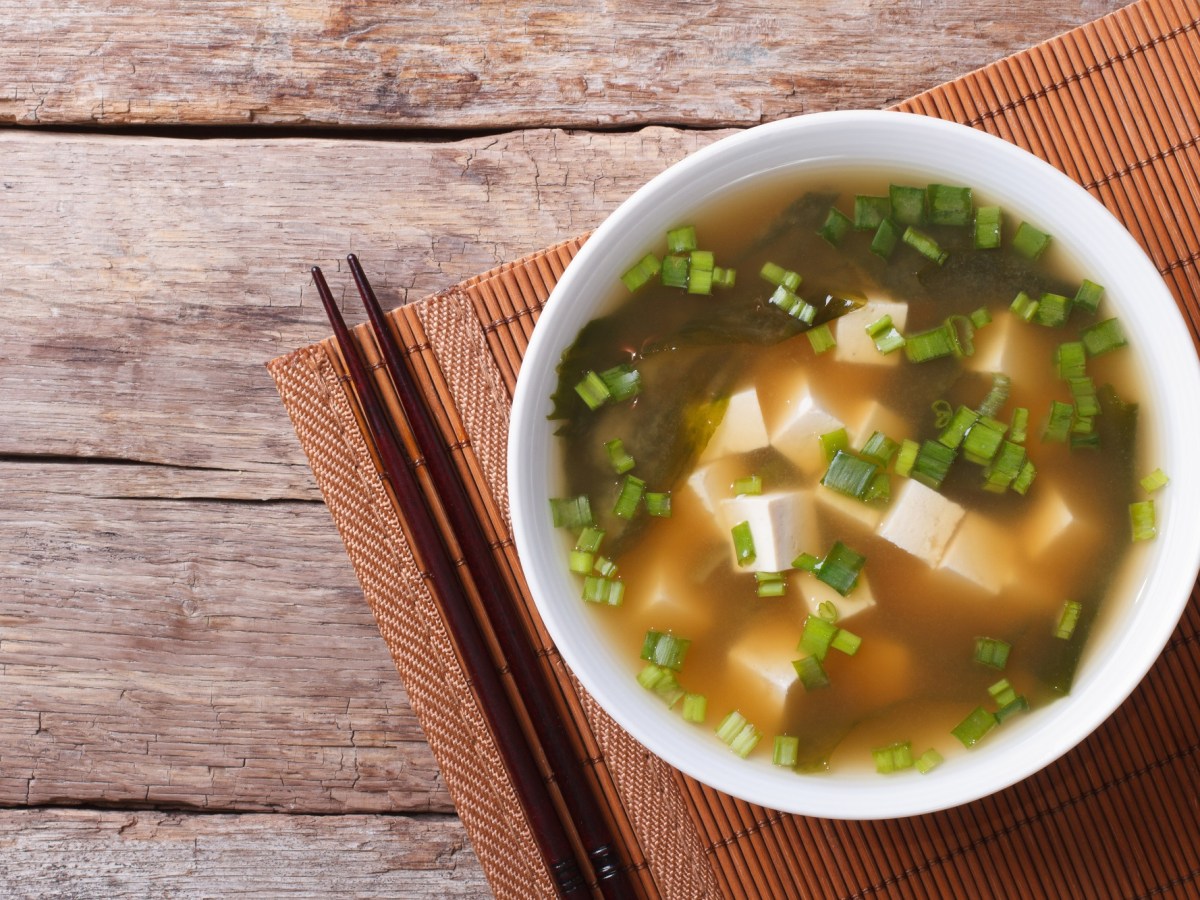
[
  {"xmin": 0, "ymin": 1, "xmax": 1129, "ymax": 129},
  {"xmin": 0, "ymin": 809, "xmax": 489, "ymax": 897}
]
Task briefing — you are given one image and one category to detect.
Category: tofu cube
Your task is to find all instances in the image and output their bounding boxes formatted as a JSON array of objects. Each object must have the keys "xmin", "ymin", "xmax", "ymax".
[
  {"xmin": 638, "ymin": 571, "xmax": 714, "ymax": 635},
  {"xmin": 685, "ymin": 457, "xmax": 747, "ymax": 515},
  {"xmin": 877, "ymin": 479, "xmax": 965, "ymax": 566},
  {"xmin": 700, "ymin": 387, "xmax": 769, "ymax": 462},
  {"xmin": 1026, "ymin": 485, "xmax": 1077, "ymax": 557},
  {"xmin": 727, "ymin": 612, "xmax": 806, "ymax": 707},
  {"xmin": 938, "ymin": 514, "xmax": 1016, "ymax": 595},
  {"xmin": 800, "ymin": 571, "xmax": 877, "ymax": 623},
  {"xmin": 815, "ymin": 484, "xmax": 883, "ymax": 533},
  {"xmin": 769, "ymin": 380, "xmax": 844, "ymax": 475},
  {"xmin": 835, "ymin": 299, "xmax": 909, "ymax": 366},
  {"xmin": 718, "ymin": 490, "xmax": 818, "ymax": 573},
  {"xmin": 845, "ymin": 400, "xmax": 910, "ymax": 450},
  {"xmin": 964, "ymin": 312, "xmax": 1016, "ymax": 376}
]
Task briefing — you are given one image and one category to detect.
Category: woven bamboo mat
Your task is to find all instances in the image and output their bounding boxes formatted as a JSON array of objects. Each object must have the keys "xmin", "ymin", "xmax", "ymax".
[{"xmin": 268, "ymin": 0, "xmax": 1200, "ymax": 895}]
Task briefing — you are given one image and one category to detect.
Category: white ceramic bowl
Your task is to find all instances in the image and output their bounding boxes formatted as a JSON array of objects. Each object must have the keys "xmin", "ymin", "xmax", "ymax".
[{"xmin": 508, "ymin": 110, "xmax": 1200, "ymax": 818}]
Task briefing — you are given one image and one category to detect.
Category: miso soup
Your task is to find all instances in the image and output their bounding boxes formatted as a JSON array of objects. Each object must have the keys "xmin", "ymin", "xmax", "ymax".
[{"xmin": 548, "ymin": 172, "xmax": 1157, "ymax": 774}]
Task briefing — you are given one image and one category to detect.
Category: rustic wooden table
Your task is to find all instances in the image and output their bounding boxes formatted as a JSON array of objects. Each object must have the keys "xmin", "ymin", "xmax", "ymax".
[{"xmin": 0, "ymin": 1, "xmax": 1134, "ymax": 895}]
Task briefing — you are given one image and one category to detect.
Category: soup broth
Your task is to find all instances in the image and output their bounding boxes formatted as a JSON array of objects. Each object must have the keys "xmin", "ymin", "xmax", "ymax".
[{"xmin": 549, "ymin": 171, "xmax": 1151, "ymax": 772}]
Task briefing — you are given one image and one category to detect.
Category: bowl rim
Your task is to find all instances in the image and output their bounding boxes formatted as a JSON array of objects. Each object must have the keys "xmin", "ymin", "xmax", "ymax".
[{"xmin": 508, "ymin": 109, "xmax": 1200, "ymax": 818}]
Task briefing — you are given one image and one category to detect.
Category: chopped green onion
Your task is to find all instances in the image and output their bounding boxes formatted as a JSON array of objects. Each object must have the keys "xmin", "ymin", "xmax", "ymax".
[
  {"xmin": 645, "ymin": 491, "xmax": 672, "ymax": 518},
  {"xmin": 792, "ymin": 654, "xmax": 830, "ymax": 691},
  {"xmin": 974, "ymin": 636, "xmax": 1011, "ymax": 670},
  {"xmin": 811, "ymin": 542, "xmax": 867, "ymax": 597},
  {"xmin": 1012, "ymin": 459, "xmax": 1037, "ymax": 495},
  {"xmin": 1010, "ymin": 290, "xmax": 1040, "ymax": 323},
  {"xmin": 620, "ymin": 252, "xmax": 662, "ymax": 292},
  {"xmin": 772, "ymin": 735, "xmax": 801, "ymax": 767},
  {"xmin": 593, "ymin": 556, "xmax": 618, "ymax": 577},
  {"xmin": 637, "ymin": 663, "xmax": 683, "ymax": 707},
  {"xmin": 690, "ymin": 249, "xmax": 714, "ymax": 272},
  {"xmin": 574, "ymin": 370, "xmax": 611, "ymax": 410},
  {"xmin": 1082, "ymin": 317, "xmax": 1127, "ymax": 356},
  {"xmin": 951, "ymin": 706, "xmax": 998, "ymax": 747},
  {"xmin": 818, "ymin": 207, "xmax": 854, "ymax": 246},
  {"xmin": 902, "ymin": 226, "xmax": 949, "ymax": 265},
  {"xmin": 854, "ymin": 195, "xmax": 892, "ymax": 230},
  {"xmin": 1010, "ymin": 407, "xmax": 1029, "ymax": 444},
  {"xmin": 1012, "ymin": 222, "xmax": 1051, "ymax": 259},
  {"xmin": 715, "ymin": 710, "xmax": 761, "ymax": 758},
  {"xmin": 819, "ymin": 427, "xmax": 849, "ymax": 462},
  {"xmin": 799, "ymin": 615, "xmax": 838, "ymax": 661},
  {"xmin": 860, "ymin": 431, "xmax": 900, "ymax": 467},
  {"xmin": 983, "ymin": 440, "xmax": 1027, "ymax": 493},
  {"xmin": 760, "ymin": 261, "xmax": 802, "ymax": 290},
  {"xmin": 911, "ymin": 440, "xmax": 957, "ymax": 490},
  {"xmin": 641, "ymin": 630, "xmax": 691, "ymax": 671},
  {"xmin": 831, "ymin": 627, "xmax": 862, "ymax": 656},
  {"xmin": 711, "ymin": 266, "xmax": 737, "ymax": 289},
  {"xmin": 872, "ymin": 740, "xmax": 914, "ymax": 774},
  {"xmin": 550, "ymin": 495, "xmax": 594, "ymax": 529},
  {"xmin": 681, "ymin": 693, "xmax": 708, "ymax": 723},
  {"xmin": 1055, "ymin": 341, "xmax": 1087, "ymax": 380},
  {"xmin": 604, "ymin": 438, "xmax": 636, "ymax": 474},
  {"xmin": 931, "ymin": 399, "xmax": 954, "ymax": 429},
  {"xmin": 939, "ymin": 405, "xmax": 979, "ymax": 450},
  {"xmin": 995, "ymin": 695, "xmax": 1030, "ymax": 723},
  {"xmin": 754, "ymin": 571, "xmax": 787, "ymax": 597},
  {"xmin": 660, "ymin": 254, "xmax": 690, "ymax": 289},
  {"xmin": 926, "ymin": 184, "xmax": 973, "ymax": 226},
  {"xmin": 894, "ymin": 438, "xmax": 920, "ymax": 477},
  {"xmin": 687, "ymin": 267, "xmax": 714, "ymax": 295},
  {"xmin": 613, "ymin": 474, "xmax": 646, "ymax": 519},
  {"xmin": 792, "ymin": 551, "xmax": 820, "ymax": 573},
  {"xmin": 988, "ymin": 678, "xmax": 1018, "ymax": 708},
  {"xmin": 769, "ymin": 285, "xmax": 817, "ymax": 323},
  {"xmin": 1073, "ymin": 279, "xmax": 1104, "ymax": 314},
  {"xmin": 888, "ymin": 184, "xmax": 926, "ymax": 225},
  {"xmin": 870, "ymin": 217, "xmax": 903, "ymax": 259},
  {"xmin": 731, "ymin": 520, "xmax": 756, "ymax": 567},
  {"xmin": 582, "ymin": 574, "xmax": 624, "ymax": 606},
  {"xmin": 1070, "ymin": 430, "xmax": 1100, "ymax": 451},
  {"xmin": 970, "ymin": 306, "xmax": 993, "ymax": 330},
  {"xmin": 568, "ymin": 550, "xmax": 594, "ymax": 574},
  {"xmin": 1055, "ymin": 600, "xmax": 1083, "ymax": 640},
  {"xmin": 600, "ymin": 364, "xmax": 641, "ymax": 401},
  {"xmin": 575, "ymin": 526, "xmax": 605, "ymax": 553},
  {"xmin": 806, "ymin": 322, "xmax": 837, "ymax": 354},
  {"xmin": 1042, "ymin": 400, "xmax": 1074, "ymax": 443},
  {"xmin": 973, "ymin": 205, "xmax": 1002, "ymax": 249},
  {"xmin": 905, "ymin": 323, "xmax": 957, "ymax": 363},
  {"xmin": 1130, "ymin": 500, "xmax": 1157, "ymax": 542},
  {"xmin": 867, "ymin": 314, "xmax": 907, "ymax": 354},
  {"xmin": 978, "ymin": 372, "xmax": 1012, "ymax": 417},
  {"xmin": 1036, "ymin": 292, "xmax": 1072, "ymax": 327},
  {"xmin": 822, "ymin": 450, "xmax": 880, "ymax": 500},
  {"xmin": 733, "ymin": 474, "xmax": 763, "ymax": 496},
  {"xmin": 963, "ymin": 417, "xmax": 1007, "ymax": 465},
  {"xmin": 666, "ymin": 225, "xmax": 698, "ymax": 253},
  {"xmin": 1068, "ymin": 376, "xmax": 1100, "ymax": 418},
  {"xmin": 1141, "ymin": 468, "xmax": 1170, "ymax": 493},
  {"xmin": 817, "ymin": 600, "xmax": 839, "ymax": 623},
  {"xmin": 945, "ymin": 314, "xmax": 976, "ymax": 357},
  {"xmin": 915, "ymin": 748, "xmax": 945, "ymax": 774}
]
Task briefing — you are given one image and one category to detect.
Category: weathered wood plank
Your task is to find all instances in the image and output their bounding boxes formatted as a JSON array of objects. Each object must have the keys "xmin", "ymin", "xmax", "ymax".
[
  {"xmin": 0, "ymin": 1, "xmax": 1129, "ymax": 129},
  {"xmin": 0, "ymin": 809, "xmax": 488, "ymax": 897}
]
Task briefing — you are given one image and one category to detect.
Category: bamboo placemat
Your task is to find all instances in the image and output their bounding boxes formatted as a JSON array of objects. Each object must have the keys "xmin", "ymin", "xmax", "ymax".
[{"xmin": 268, "ymin": 0, "xmax": 1200, "ymax": 895}]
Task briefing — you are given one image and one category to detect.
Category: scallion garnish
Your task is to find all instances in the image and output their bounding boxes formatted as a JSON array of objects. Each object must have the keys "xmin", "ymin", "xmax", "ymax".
[
  {"xmin": 593, "ymin": 556, "xmax": 618, "ymax": 577},
  {"xmin": 681, "ymin": 693, "xmax": 708, "ymax": 723},
  {"xmin": 870, "ymin": 217, "xmax": 902, "ymax": 259},
  {"xmin": 582, "ymin": 574, "xmax": 624, "ymax": 606},
  {"xmin": 760, "ymin": 261, "xmax": 802, "ymax": 290},
  {"xmin": 931, "ymin": 399, "xmax": 954, "ymax": 428},
  {"xmin": 973, "ymin": 636, "xmax": 1011, "ymax": 670},
  {"xmin": 1055, "ymin": 341, "xmax": 1087, "ymax": 379},
  {"xmin": 830, "ymin": 627, "xmax": 862, "ymax": 657},
  {"xmin": 911, "ymin": 440, "xmax": 957, "ymax": 490},
  {"xmin": 976, "ymin": 373, "xmax": 1012, "ymax": 419},
  {"xmin": 1010, "ymin": 407, "xmax": 1029, "ymax": 444},
  {"xmin": 550, "ymin": 495, "xmax": 594, "ymax": 529},
  {"xmin": 872, "ymin": 740, "xmax": 914, "ymax": 774},
  {"xmin": 973, "ymin": 205, "xmax": 1002, "ymax": 249},
  {"xmin": 1055, "ymin": 600, "xmax": 1082, "ymax": 640},
  {"xmin": 715, "ymin": 710, "xmax": 761, "ymax": 758},
  {"xmin": 817, "ymin": 600, "xmax": 839, "ymax": 623},
  {"xmin": 1073, "ymin": 279, "xmax": 1104, "ymax": 314},
  {"xmin": 1010, "ymin": 290, "xmax": 1040, "ymax": 323},
  {"xmin": 902, "ymin": 226, "xmax": 949, "ymax": 265},
  {"xmin": 793, "ymin": 551, "xmax": 819, "ymax": 573},
  {"xmin": 574, "ymin": 370, "xmax": 611, "ymax": 410},
  {"xmin": 889, "ymin": 184, "xmax": 926, "ymax": 225},
  {"xmin": 640, "ymin": 630, "xmax": 691, "ymax": 671},
  {"xmin": 1082, "ymin": 317, "xmax": 1127, "ymax": 356},
  {"xmin": 799, "ymin": 615, "xmax": 838, "ymax": 661},
  {"xmin": 995, "ymin": 695, "xmax": 1030, "ymax": 723},
  {"xmin": 1036, "ymin": 292, "xmax": 1072, "ymax": 327},
  {"xmin": 733, "ymin": 474, "xmax": 763, "ymax": 496},
  {"xmin": 818, "ymin": 206, "xmax": 854, "ymax": 246},
  {"xmin": 866, "ymin": 314, "xmax": 906, "ymax": 354},
  {"xmin": 970, "ymin": 306, "xmax": 993, "ymax": 330},
  {"xmin": 822, "ymin": 450, "xmax": 880, "ymax": 500},
  {"xmin": 604, "ymin": 438, "xmax": 636, "ymax": 474},
  {"xmin": 568, "ymin": 550, "xmax": 594, "ymax": 575},
  {"xmin": 813, "ymin": 541, "xmax": 867, "ymax": 596},
  {"xmin": 1140, "ymin": 468, "xmax": 1170, "ymax": 493},
  {"xmin": 666, "ymin": 225, "xmax": 698, "ymax": 253},
  {"xmin": 575, "ymin": 525, "xmax": 605, "ymax": 553},
  {"xmin": 951, "ymin": 706, "xmax": 998, "ymax": 747},
  {"xmin": 645, "ymin": 491, "xmax": 672, "ymax": 518},
  {"xmin": 754, "ymin": 571, "xmax": 786, "ymax": 597},
  {"xmin": 926, "ymin": 184, "xmax": 973, "ymax": 226},
  {"xmin": 772, "ymin": 734, "xmax": 801, "ymax": 767},
  {"xmin": 769, "ymin": 285, "xmax": 816, "ymax": 323},
  {"xmin": 1130, "ymin": 500, "xmax": 1157, "ymax": 542},
  {"xmin": 730, "ymin": 520, "xmax": 756, "ymax": 567},
  {"xmin": 600, "ymin": 364, "xmax": 642, "ymax": 402},
  {"xmin": 819, "ymin": 427, "xmax": 849, "ymax": 462},
  {"xmin": 915, "ymin": 748, "xmax": 944, "ymax": 774},
  {"xmin": 1012, "ymin": 221, "xmax": 1051, "ymax": 259},
  {"xmin": 660, "ymin": 254, "xmax": 690, "ymax": 289},
  {"xmin": 792, "ymin": 654, "xmax": 830, "ymax": 691},
  {"xmin": 962, "ymin": 417, "xmax": 1007, "ymax": 465},
  {"xmin": 613, "ymin": 474, "xmax": 646, "ymax": 519},
  {"xmin": 807, "ymin": 322, "xmax": 837, "ymax": 354},
  {"xmin": 860, "ymin": 431, "xmax": 900, "ymax": 467},
  {"xmin": 1068, "ymin": 376, "xmax": 1100, "ymax": 418},
  {"xmin": 620, "ymin": 252, "xmax": 662, "ymax": 292},
  {"xmin": 637, "ymin": 663, "xmax": 684, "ymax": 707},
  {"xmin": 938, "ymin": 405, "xmax": 979, "ymax": 450},
  {"xmin": 988, "ymin": 678, "xmax": 1018, "ymax": 708},
  {"xmin": 894, "ymin": 438, "xmax": 920, "ymax": 478},
  {"xmin": 1012, "ymin": 459, "xmax": 1037, "ymax": 495},
  {"xmin": 982, "ymin": 440, "xmax": 1027, "ymax": 493},
  {"xmin": 854, "ymin": 195, "xmax": 892, "ymax": 231},
  {"xmin": 905, "ymin": 323, "xmax": 956, "ymax": 363},
  {"xmin": 1042, "ymin": 399, "xmax": 1074, "ymax": 443}
]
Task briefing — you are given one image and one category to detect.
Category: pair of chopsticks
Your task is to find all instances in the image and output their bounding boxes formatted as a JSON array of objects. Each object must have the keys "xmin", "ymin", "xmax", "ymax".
[{"xmin": 313, "ymin": 256, "xmax": 635, "ymax": 899}]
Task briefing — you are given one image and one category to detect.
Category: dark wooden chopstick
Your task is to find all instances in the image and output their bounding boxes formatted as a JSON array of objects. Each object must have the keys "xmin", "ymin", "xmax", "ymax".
[
  {"xmin": 311, "ymin": 266, "xmax": 590, "ymax": 898},
  {"xmin": 345, "ymin": 255, "xmax": 635, "ymax": 899}
]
